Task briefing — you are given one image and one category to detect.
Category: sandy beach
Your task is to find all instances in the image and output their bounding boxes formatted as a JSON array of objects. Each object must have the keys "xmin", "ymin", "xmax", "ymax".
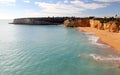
[{"xmin": 77, "ymin": 27, "xmax": 120, "ymax": 52}]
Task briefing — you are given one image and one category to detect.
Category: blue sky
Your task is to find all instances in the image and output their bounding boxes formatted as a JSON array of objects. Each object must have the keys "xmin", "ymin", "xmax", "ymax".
[{"xmin": 0, "ymin": 0, "xmax": 120, "ymax": 19}]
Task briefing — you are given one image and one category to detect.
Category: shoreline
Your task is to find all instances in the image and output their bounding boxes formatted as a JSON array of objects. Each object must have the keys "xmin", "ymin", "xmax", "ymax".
[{"xmin": 76, "ymin": 27, "xmax": 120, "ymax": 52}]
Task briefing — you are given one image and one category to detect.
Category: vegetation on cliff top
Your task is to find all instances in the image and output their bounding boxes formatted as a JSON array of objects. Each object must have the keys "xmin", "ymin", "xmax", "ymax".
[{"xmin": 90, "ymin": 16, "xmax": 120, "ymax": 23}]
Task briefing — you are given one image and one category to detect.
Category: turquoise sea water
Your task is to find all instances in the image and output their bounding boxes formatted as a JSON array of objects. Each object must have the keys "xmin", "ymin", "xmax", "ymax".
[{"xmin": 0, "ymin": 20, "xmax": 120, "ymax": 75}]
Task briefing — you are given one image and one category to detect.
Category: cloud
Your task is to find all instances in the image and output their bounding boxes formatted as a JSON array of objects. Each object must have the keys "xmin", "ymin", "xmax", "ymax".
[
  {"xmin": 70, "ymin": 0, "xmax": 108, "ymax": 9},
  {"xmin": 0, "ymin": 0, "xmax": 16, "ymax": 5},
  {"xmin": 27, "ymin": 10, "xmax": 83, "ymax": 17},
  {"xmin": 33, "ymin": 0, "xmax": 109, "ymax": 17},
  {"xmin": 34, "ymin": 2, "xmax": 84, "ymax": 17},
  {"xmin": 64, "ymin": 0, "xmax": 69, "ymax": 3},
  {"xmin": 23, "ymin": 0, "xmax": 30, "ymax": 3},
  {"xmin": 0, "ymin": 0, "xmax": 15, "ymax": 3},
  {"xmin": 94, "ymin": 0, "xmax": 120, "ymax": 2}
]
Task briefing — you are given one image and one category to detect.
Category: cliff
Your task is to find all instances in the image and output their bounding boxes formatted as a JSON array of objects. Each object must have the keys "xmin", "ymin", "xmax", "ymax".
[
  {"xmin": 109, "ymin": 22, "xmax": 120, "ymax": 32},
  {"xmin": 64, "ymin": 18, "xmax": 90, "ymax": 27},
  {"xmin": 64, "ymin": 18, "xmax": 120, "ymax": 33},
  {"xmin": 12, "ymin": 17, "xmax": 67, "ymax": 25},
  {"xmin": 64, "ymin": 19, "xmax": 75, "ymax": 27},
  {"xmin": 90, "ymin": 19, "xmax": 120, "ymax": 33},
  {"xmin": 74, "ymin": 19, "xmax": 90, "ymax": 27},
  {"xmin": 90, "ymin": 19, "xmax": 103, "ymax": 29}
]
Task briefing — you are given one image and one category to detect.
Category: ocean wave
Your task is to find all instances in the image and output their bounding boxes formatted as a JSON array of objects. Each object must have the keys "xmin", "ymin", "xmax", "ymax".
[
  {"xmin": 89, "ymin": 54, "xmax": 120, "ymax": 64},
  {"xmin": 79, "ymin": 53, "xmax": 120, "ymax": 64},
  {"xmin": 84, "ymin": 32, "xmax": 110, "ymax": 48},
  {"xmin": 84, "ymin": 32, "xmax": 95, "ymax": 35}
]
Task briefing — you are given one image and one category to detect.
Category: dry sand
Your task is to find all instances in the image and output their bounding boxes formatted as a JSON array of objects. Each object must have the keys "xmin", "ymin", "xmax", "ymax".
[{"xmin": 77, "ymin": 27, "xmax": 120, "ymax": 52}]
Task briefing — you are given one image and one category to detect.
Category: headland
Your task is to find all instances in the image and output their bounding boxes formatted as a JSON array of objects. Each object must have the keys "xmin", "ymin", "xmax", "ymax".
[{"xmin": 11, "ymin": 17, "xmax": 71, "ymax": 25}]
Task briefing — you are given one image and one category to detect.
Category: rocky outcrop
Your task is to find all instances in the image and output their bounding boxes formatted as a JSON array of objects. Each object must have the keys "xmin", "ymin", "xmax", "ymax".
[
  {"xmin": 90, "ymin": 19, "xmax": 104, "ymax": 30},
  {"xmin": 90, "ymin": 19, "xmax": 120, "ymax": 32},
  {"xmin": 109, "ymin": 22, "xmax": 120, "ymax": 32},
  {"xmin": 64, "ymin": 18, "xmax": 120, "ymax": 33},
  {"xmin": 103, "ymin": 22, "xmax": 110, "ymax": 31},
  {"xmin": 103, "ymin": 22, "xmax": 120, "ymax": 32},
  {"xmin": 97, "ymin": 23, "xmax": 104, "ymax": 30},
  {"xmin": 74, "ymin": 19, "xmax": 90, "ymax": 27},
  {"xmin": 64, "ymin": 19, "xmax": 90, "ymax": 27},
  {"xmin": 64, "ymin": 19, "xmax": 75, "ymax": 27},
  {"xmin": 90, "ymin": 19, "xmax": 98, "ymax": 28}
]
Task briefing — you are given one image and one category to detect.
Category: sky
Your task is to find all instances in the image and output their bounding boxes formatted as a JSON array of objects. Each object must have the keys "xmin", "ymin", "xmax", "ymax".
[{"xmin": 0, "ymin": 0, "xmax": 120, "ymax": 19}]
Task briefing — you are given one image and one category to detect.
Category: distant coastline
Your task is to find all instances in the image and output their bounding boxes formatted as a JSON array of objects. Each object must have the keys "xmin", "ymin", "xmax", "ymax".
[{"xmin": 11, "ymin": 17, "xmax": 70, "ymax": 25}]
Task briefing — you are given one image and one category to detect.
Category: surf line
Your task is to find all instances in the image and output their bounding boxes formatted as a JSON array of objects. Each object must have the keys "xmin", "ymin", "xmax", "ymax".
[{"xmin": 89, "ymin": 54, "xmax": 120, "ymax": 64}]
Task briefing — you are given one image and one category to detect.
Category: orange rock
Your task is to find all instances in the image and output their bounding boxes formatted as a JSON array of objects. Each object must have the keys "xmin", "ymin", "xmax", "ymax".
[
  {"xmin": 64, "ymin": 19, "xmax": 120, "ymax": 33},
  {"xmin": 103, "ymin": 22, "xmax": 111, "ymax": 32},
  {"xmin": 74, "ymin": 19, "xmax": 90, "ymax": 27},
  {"xmin": 90, "ymin": 19, "xmax": 103, "ymax": 30},
  {"xmin": 90, "ymin": 19, "xmax": 95, "ymax": 28},
  {"xmin": 97, "ymin": 23, "xmax": 104, "ymax": 30},
  {"xmin": 64, "ymin": 19, "xmax": 75, "ymax": 27},
  {"xmin": 109, "ymin": 22, "xmax": 120, "ymax": 33},
  {"xmin": 103, "ymin": 22, "xmax": 120, "ymax": 33},
  {"xmin": 64, "ymin": 19, "xmax": 90, "ymax": 27}
]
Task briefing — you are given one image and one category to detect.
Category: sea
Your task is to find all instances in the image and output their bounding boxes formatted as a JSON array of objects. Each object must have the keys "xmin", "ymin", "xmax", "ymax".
[{"xmin": 0, "ymin": 20, "xmax": 120, "ymax": 75}]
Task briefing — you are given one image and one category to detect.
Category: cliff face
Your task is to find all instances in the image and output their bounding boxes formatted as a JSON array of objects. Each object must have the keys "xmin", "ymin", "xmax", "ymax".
[
  {"xmin": 109, "ymin": 22, "xmax": 120, "ymax": 32},
  {"xmin": 103, "ymin": 22, "xmax": 111, "ymax": 31},
  {"xmin": 89, "ymin": 19, "xmax": 120, "ymax": 33},
  {"xmin": 64, "ymin": 19, "xmax": 120, "ymax": 33},
  {"xmin": 103, "ymin": 22, "xmax": 120, "ymax": 32},
  {"xmin": 64, "ymin": 19, "xmax": 75, "ymax": 27},
  {"xmin": 74, "ymin": 19, "xmax": 90, "ymax": 27},
  {"xmin": 90, "ymin": 19, "xmax": 99, "ymax": 28},
  {"xmin": 90, "ymin": 19, "xmax": 104, "ymax": 30},
  {"xmin": 14, "ymin": 18, "xmax": 33, "ymax": 24},
  {"xmin": 13, "ymin": 17, "xmax": 66, "ymax": 25},
  {"xmin": 64, "ymin": 19, "xmax": 90, "ymax": 27}
]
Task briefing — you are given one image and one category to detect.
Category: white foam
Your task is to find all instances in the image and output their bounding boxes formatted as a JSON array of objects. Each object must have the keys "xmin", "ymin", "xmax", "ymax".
[
  {"xmin": 88, "ymin": 36, "xmax": 99, "ymax": 43},
  {"xmin": 89, "ymin": 54, "xmax": 120, "ymax": 64},
  {"xmin": 84, "ymin": 32, "xmax": 99, "ymax": 43},
  {"xmin": 84, "ymin": 32, "xmax": 95, "ymax": 35},
  {"xmin": 84, "ymin": 32, "xmax": 110, "ymax": 48},
  {"xmin": 79, "ymin": 53, "xmax": 120, "ymax": 68}
]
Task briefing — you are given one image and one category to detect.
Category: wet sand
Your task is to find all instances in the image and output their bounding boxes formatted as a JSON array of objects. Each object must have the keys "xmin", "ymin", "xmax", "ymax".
[{"xmin": 76, "ymin": 27, "xmax": 120, "ymax": 52}]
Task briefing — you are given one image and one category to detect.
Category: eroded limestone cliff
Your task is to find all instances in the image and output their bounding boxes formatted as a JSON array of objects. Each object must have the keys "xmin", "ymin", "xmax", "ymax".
[
  {"xmin": 74, "ymin": 19, "xmax": 90, "ymax": 27},
  {"xmin": 64, "ymin": 19, "xmax": 90, "ymax": 27},
  {"xmin": 64, "ymin": 19, "xmax": 75, "ymax": 27},
  {"xmin": 64, "ymin": 18, "xmax": 120, "ymax": 33}
]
